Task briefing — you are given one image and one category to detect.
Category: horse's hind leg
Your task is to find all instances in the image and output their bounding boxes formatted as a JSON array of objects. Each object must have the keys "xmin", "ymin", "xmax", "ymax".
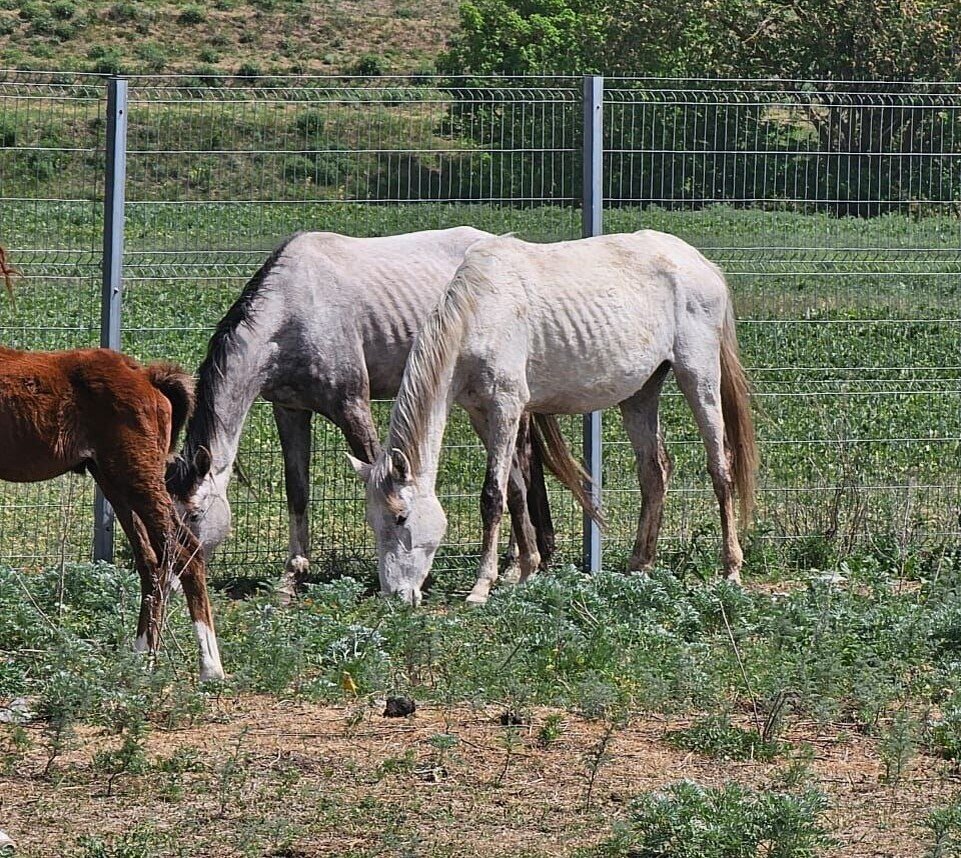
[
  {"xmin": 274, "ymin": 404, "xmax": 313, "ymax": 600},
  {"xmin": 619, "ymin": 362, "xmax": 673, "ymax": 574},
  {"xmin": 88, "ymin": 463, "xmax": 164, "ymax": 654},
  {"xmin": 525, "ymin": 421, "xmax": 556, "ymax": 566},
  {"xmin": 673, "ymin": 360, "xmax": 744, "ymax": 583}
]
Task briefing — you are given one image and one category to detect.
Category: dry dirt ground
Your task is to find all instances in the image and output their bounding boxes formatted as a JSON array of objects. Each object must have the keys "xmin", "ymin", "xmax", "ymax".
[{"xmin": 1, "ymin": 695, "xmax": 957, "ymax": 857}]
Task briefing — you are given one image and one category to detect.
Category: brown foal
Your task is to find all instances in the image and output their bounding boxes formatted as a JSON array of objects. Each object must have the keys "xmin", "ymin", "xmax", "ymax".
[{"xmin": 0, "ymin": 346, "xmax": 224, "ymax": 680}]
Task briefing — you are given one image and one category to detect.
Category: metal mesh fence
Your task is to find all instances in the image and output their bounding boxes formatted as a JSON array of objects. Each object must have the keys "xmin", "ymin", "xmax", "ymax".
[
  {"xmin": 601, "ymin": 79, "xmax": 961, "ymax": 564},
  {"xmin": 0, "ymin": 72, "xmax": 105, "ymax": 565},
  {"xmin": 1, "ymin": 73, "xmax": 958, "ymax": 583}
]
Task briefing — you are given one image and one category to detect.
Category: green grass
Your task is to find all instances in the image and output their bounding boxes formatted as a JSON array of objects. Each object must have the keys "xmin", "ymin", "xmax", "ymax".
[{"xmin": 4, "ymin": 557, "xmax": 961, "ymax": 853}]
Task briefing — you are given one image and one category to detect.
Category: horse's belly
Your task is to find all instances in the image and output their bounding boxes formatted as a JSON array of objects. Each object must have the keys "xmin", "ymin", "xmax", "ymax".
[
  {"xmin": 527, "ymin": 371, "xmax": 659, "ymax": 414},
  {"xmin": 526, "ymin": 329, "xmax": 671, "ymax": 413}
]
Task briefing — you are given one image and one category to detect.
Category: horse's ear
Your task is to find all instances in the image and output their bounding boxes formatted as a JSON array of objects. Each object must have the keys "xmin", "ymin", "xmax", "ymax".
[
  {"xmin": 193, "ymin": 446, "xmax": 212, "ymax": 481},
  {"xmin": 389, "ymin": 448, "xmax": 412, "ymax": 484},
  {"xmin": 347, "ymin": 453, "xmax": 372, "ymax": 483}
]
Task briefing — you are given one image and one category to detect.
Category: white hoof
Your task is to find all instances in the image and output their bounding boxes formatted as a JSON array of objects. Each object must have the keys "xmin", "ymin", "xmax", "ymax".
[
  {"xmin": 199, "ymin": 662, "xmax": 226, "ymax": 683},
  {"xmin": 0, "ymin": 828, "xmax": 14, "ymax": 851},
  {"xmin": 466, "ymin": 581, "xmax": 491, "ymax": 605}
]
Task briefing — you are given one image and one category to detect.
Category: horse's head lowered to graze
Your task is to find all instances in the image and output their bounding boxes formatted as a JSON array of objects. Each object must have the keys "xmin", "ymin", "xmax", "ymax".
[
  {"xmin": 165, "ymin": 446, "xmax": 230, "ymax": 560},
  {"xmin": 349, "ymin": 447, "xmax": 447, "ymax": 606}
]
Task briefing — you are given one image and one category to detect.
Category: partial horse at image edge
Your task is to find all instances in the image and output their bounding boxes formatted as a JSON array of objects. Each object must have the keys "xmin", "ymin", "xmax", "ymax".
[
  {"xmin": 0, "ymin": 346, "xmax": 224, "ymax": 681},
  {"xmin": 0, "ymin": 244, "xmax": 18, "ymax": 304}
]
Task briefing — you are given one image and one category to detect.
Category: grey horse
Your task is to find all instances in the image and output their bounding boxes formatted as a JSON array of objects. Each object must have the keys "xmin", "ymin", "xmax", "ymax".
[{"xmin": 166, "ymin": 227, "xmax": 554, "ymax": 598}]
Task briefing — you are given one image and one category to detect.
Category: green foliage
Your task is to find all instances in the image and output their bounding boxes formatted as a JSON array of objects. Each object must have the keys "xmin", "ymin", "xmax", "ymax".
[
  {"xmin": 347, "ymin": 53, "xmax": 387, "ymax": 77},
  {"xmin": 134, "ymin": 41, "xmax": 167, "ymax": 73},
  {"xmin": 924, "ymin": 794, "xmax": 961, "ymax": 858},
  {"xmin": 74, "ymin": 828, "xmax": 172, "ymax": 858},
  {"xmin": 51, "ymin": 0, "xmax": 76, "ymax": 19},
  {"xmin": 87, "ymin": 45, "xmax": 124, "ymax": 74},
  {"xmin": 236, "ymin": 60, "xmax": 261, "ymax": 77},
  {"xmin": 590, "ymin": 780, "xmax": 830, "ymax": 858},
  {"xmin": 442, "ymin": 0, "xmax": 961, "ymax": 80},
  {"xmin": 91, "ymin": 722, "xmax": 151, "ymax": 796},
  {"xmin": 177, "ymin": 4, "xmax": 206, "ymax": 25},
  {"xmin": 878, "ymin": 709, "xmax": 919, "ymax": 785},
  {"xmin": 439, "ymin": 0, "xmax": 608, "ymax": 75},
  {"xmin": 666, "ymin": 714, "xmax": 784, "ymax": 762}
]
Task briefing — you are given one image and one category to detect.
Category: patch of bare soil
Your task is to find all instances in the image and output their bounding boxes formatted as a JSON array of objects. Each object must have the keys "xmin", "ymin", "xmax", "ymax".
[{"xmin": 1, "ymin": 696, "xmax": 956, "ymax": 857}]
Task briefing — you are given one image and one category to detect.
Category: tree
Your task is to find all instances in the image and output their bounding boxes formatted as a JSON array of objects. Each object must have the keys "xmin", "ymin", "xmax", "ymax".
[{"xmin": 437, "ymin": 0, "xmax": 961, "ymax": 215}]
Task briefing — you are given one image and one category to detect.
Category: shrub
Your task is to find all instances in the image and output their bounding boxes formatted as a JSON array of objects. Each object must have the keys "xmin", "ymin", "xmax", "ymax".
[
  {"xmin": 134, "ymin": 41, "xmax": 167, "ymax": 73},
  {"xmin": 177, "ymin": 4, "xmax": 205, "ymax": 25},
  {"xmin": 591, "ymin": 780, "xmax": 831, "ymax": 858},
  {"xmin": 88, "ymin": 47, "xmax": 124, "ymax": 75},
  {"xmin": 51, "ymin": 0, "xmax": 75, "ymax": 19},
  {"xmin": 236, "ymin": 61, "xmax": 261, "ymax": 77},
  {"xmin": 665, "ymin": 714, "xmax": 784, "ymax": 762},
  {"xmin": 106, "ymin": 1, "xmax": 138, "ymax": 22},
  {"xmin": 348, "ymin": 53, "xmax": 386, "ymax": 77}
]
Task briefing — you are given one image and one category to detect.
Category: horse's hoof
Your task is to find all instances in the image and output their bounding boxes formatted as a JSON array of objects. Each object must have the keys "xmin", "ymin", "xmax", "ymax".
[
  {"xmin": 199, "ymin": 664, "xmax": 227, "ymax": 683},
  {"xmin": 465, "ymin": 587, "xmax": 490, "ymax": 606},
  {"xmin": 500, "ymin": 564, "xmax": 522, "ymax": 585},
  {"xmin": 0, "ymin": 828, "xmax": 15, "ymax": 851}
]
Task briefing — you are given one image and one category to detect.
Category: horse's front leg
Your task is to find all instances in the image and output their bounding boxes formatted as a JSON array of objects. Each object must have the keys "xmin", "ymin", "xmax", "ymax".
[
  {"xmin": 467, "ymin": 405, "xmax": 524, "ymax": 605},
  {"xmin": 169, "ymin": 510, "xmax": 226, "ymax": 681},
  {"xmin": 273, "ymin": 404, "xmax": 313, "ymax": 602}
]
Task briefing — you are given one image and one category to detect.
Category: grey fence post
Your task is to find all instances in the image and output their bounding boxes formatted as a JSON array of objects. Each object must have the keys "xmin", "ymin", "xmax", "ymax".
[
  {"xmin": 582, "ymin": 75, "xmax": 603, "ymax": 573},
  {"xmin": 93, "ymin": 77, "xmax": 128, "ymax": 563}
]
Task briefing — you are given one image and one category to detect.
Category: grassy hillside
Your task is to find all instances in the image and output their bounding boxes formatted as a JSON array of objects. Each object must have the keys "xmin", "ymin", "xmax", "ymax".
[{"xmin": 0, "ymin": 0, "xmax": 458, "ymax": 75}]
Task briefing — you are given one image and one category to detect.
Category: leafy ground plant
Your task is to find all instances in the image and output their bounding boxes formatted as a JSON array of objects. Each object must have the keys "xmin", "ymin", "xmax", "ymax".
[
  {"xmin": 588, "ymin": 780, "xmax": 831, "ymax": 858},
  {"xmin": 665, "ymin": 713, "xmax": 785, "ymax": 762}
]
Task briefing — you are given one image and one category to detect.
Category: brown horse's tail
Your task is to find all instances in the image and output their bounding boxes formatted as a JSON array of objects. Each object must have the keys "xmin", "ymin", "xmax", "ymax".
[
  {"xmin": 146, "ymin": 362, "xmax": 196, "ymax": 454},
  {"xmin": 0, "ymin": 245, "xmax": 19, "ymax": 304},
  {"xmin": 530, "ymin": 414, "xmax": 604, "ymax": 528},
  {"xmin": 719, "ymin": 304, "xmax": 758, "ymax": 523}
]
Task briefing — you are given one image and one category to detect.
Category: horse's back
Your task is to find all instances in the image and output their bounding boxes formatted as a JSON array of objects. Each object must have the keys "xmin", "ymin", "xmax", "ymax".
[
  {"xmin": 269, "ymin": 227, "xmax": 496, "ymax": 398},
  {"xmin": 452, "ymin": 231, "xmax": 731, "ymax": 413}
]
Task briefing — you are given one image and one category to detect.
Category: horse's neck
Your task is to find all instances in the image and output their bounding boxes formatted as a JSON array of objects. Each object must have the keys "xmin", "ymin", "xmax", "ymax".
[
  {"xmin": 189, "ymin": 302, "xmax": 281, "ymax": 476},
  {"xmin": 414, "ymin": 388, "xmax": 455, "ymax": 491},
  {"xmin": 388, "ymin": 359, "xmax": 458, "ymax": 493}
]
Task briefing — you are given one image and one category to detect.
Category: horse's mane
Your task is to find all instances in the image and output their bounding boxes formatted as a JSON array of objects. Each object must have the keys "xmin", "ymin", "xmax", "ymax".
[
  {"xmin": 386, "ymin": 270, "xmax": 477, "ymax": 478},
  {"xmin": 181, "ymin": 233, "xmax": 301, "ymax": 466}
]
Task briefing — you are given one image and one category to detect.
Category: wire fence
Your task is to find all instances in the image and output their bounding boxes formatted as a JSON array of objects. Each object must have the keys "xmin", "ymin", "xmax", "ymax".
[{"xmin": 0, "ymin": 72, "xmax": 958, "ymax": 584}]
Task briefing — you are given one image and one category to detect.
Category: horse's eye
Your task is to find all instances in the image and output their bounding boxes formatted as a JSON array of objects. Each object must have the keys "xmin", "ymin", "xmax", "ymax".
[{"xmin": 396, "ymin": 514, "xmax": 408, "ymax": 526}]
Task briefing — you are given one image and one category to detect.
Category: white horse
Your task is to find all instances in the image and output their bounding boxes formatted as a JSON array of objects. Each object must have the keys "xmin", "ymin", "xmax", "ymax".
[
  {"xmin": 166, "ymin": 227, "xmax": 556, "ymax": 597},
  {"xmin": 352, "ymin": 230, "xmax": 757, "ymax": 605}
]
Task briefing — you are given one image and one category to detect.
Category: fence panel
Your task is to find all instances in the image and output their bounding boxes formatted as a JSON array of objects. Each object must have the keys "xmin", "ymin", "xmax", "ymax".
[
  {"xmin": 0, "ymin": 72, "xmax": 106, "ymax": 567},
  {"xmin": 2, "ymin": 73, "xmax": 958, "ymax": 581},
  {"xmin": 602, "ymin": 79, "xmax": 961, "ymax": 568},
  {"xmin": 120, "ymin": 75, "xmax": 583, "ymax": 589}
]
